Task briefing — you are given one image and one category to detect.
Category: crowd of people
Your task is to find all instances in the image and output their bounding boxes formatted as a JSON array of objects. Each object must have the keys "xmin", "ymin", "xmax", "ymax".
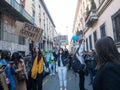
[
  {"xmin": 0, "ymin": 36, "xmax": 120, "ymax": 90},
  {"xmin": 0, "ymin": 50, "xmax": 28, "ymax": 90}
]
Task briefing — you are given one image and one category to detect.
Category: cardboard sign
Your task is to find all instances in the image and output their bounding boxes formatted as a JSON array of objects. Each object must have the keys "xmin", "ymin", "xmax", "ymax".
[
  {"xmin": 58, "ymin": 35, "xmax": 68, "ymax": 45},
  {"xmin": 15, "ymin": 21, "xmax": 43, "ymax": 42}
]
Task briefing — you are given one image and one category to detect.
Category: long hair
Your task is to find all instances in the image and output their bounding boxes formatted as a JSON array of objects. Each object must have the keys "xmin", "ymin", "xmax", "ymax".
[
  {"xmin": 11, "ymin": 52, "xmax": 19, "ymax": 63},
  {"xmin": 58, "ymin": 48, "xmax": 64, "ymax": 56},
  {"xmin": 1, "ymin": 50, "xmax": 11, "ymax": 61},
  {"xmin": 34, "ymin": 46, "xmax": 42, "ymax": 63},
  {"xmin": 95, "ymin": 36, "xmax": 120, "ymax": 69}
]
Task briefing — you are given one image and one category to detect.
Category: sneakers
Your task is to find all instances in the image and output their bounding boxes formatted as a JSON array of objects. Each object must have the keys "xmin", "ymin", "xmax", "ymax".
[
  {"xmin": 60, "ymin": 87, "xmax": 67, "ymax": 90},
  {"xmin": 52, "ymin": 73, "xmax": 56, "ymax": 75},
  {"xmin": 60, "ymin": 88, "xmax": 63, "ymax": 90},
  {"xmin": 64, "ymin": 88, "xmax": 67, "ymax": 90},
  {"xmin": 49, "ymin": 74, "xmax": 52, "ymax": 76}
]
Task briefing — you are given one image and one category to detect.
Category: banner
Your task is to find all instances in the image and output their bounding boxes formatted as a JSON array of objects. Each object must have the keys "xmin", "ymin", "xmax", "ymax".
[
  {"xmin": 54, "ymin": 35, "xmax": 68, "ymax": 46},
  {"xmin": 15, "ymin": 21, "xmax": 43, "ymax": 42}
]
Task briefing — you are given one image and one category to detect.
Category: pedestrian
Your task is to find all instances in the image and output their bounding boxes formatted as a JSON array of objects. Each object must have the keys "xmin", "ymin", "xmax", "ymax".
[
  {"xmin": 0, "ymin": 50, "xmax": 16, "ymax": 90},
  {"xmin": 0, "ymin": 53, "xmax": 6, "ymax": 90},
  {"xmin": 12, "ymin": 52, "xmax": 28, "ymax": 90},
  {"xmin": 87, "ymin": 50, "xmax": 96, "ymax": 85},
  {"xmin": 64, "ymin": 46, "xmax": 69, "ymax": 59},
  {"xmin": 75, "ymin": 39, "xmax": 87, "ymax": 90},
  {"xmin": 49, "ymin": 53, "xmax": 56, "ymax": 76},
  {"xmin": 31, "ymin": 46, "xmax": 44, "ymax": 90},
  {"xmin": 0, "ymin": 66, "xmax": 4, "ymax": 90},
  {"xmin": 57, "ymin": 48, "xmax": 68, "ymax": 90},
  {"xmin": 93, "ymin": 36, "xmax": 120, "ymax": 90}
]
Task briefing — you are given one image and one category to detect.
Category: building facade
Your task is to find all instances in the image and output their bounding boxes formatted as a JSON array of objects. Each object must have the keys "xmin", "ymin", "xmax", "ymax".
[
  {"xmin": 0, "ymin": 0, "xmax": 56, "ymax": 55},
  {"xmin": 25, "ymin": 0, "xmax": 56, "ymax": 51},
  {"xmin": 73, "ymin": 0, "xmax": 120, "ymax": 52}
]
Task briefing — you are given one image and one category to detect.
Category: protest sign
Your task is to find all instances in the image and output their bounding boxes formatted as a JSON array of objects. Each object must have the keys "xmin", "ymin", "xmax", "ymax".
[{"xmin": 15, "ymin": 21, "xmax": 43, "ymax": 42}]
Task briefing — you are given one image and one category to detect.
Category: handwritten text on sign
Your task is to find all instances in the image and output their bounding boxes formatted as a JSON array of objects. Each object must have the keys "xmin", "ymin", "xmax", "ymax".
[{"xmin": 15, "ymin": 21, "xmax": 43, "ymax": 42}]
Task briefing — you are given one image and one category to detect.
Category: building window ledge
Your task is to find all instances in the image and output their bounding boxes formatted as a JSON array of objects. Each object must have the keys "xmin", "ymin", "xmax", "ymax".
[
  {"xmin": 85, "ymin": 10, "xmax": 98, "ymax": 27},
  {"xmin": 97, "ymin": 0, "xmax": 113, "ymax": 17}
]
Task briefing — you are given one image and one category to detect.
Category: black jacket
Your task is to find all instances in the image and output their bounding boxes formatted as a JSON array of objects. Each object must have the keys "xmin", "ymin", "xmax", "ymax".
[
  {"xmin": 57, "ymin": 54, "xmax": 67, "ymax": 67},
  {"xmin": 93, "ymin": 61, "xmax": 120, "ymax": 90}
]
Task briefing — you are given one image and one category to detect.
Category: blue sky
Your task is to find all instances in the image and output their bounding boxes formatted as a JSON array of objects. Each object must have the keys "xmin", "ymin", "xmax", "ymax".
[{"xmin": 44, "ymin": 0, "xmax": 77, "ymax": 42}]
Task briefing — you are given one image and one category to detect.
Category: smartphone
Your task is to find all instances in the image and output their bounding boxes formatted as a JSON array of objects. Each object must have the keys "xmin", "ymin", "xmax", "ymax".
[{"xmin": 0, "ymin": 65, "xmax": 7, "ymax": 70}]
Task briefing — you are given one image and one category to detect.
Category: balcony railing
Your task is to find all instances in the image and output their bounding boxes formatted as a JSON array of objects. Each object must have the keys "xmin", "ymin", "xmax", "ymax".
[
  {"xmin": 0, "ymin": 0, "xmax": 33, "ymax": 23},
  {"xmin": 85, "ymin": 10, "xmax": 98, "ymax": 27}
]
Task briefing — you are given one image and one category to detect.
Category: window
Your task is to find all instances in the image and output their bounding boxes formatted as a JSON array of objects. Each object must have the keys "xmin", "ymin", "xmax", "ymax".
[
  {"xmin": 32, "ymin": 10, "xmax": 35, "ymax": 24},
  {"xmin": 86, "ymin": 38, "xmax": 88, "ymax": 51},
  {"xmin": 99, "ymin": 0, "xmax": 104, "ymax": 4},
  {"xmin": 112, "ymin": 10, "xmax": 120, "ymax": 43},
  {"xmin": 89, "ymin": 35, "xmax": 92, "ymax": 49},
  {"xmin": 100, "ymin": 23, "xmax": 106, "ymax": 38},
  {"xmin": 93, "ymin": 31, "xmax": 97, "ymax": 45},
  {"xmin": 0, "ymin": 12, "xmax": 1, "ymax": 40},
  {"xmin": 39, "ymin": 18, "xmax": 41, "ymax": 27},
  {"xmin": 39, "ymin": 5, "xmax": 41, "ymax": 11},
  {"xmin": 32, "ymin": 0, "xmax": 35, "ymax": 3},
  {"xmin": 19, "ymin": 36, "xmax": 25, "ymax": 45},
  {"xmin": 39, "ymin": 42, "xmax": 43, "ymax": 50}
]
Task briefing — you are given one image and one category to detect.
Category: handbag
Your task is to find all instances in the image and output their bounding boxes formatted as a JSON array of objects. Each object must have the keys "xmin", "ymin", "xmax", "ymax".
[
  {"xmin": 17, "ymin": 73, "xmax": 26, "ymax": 81},
  {"xmin": 16, "ymin": 62, "xmax": 26, "ymax": 81}
]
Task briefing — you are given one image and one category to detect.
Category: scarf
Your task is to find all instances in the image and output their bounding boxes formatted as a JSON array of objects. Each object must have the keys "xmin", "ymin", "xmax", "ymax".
[{"xmin": 31, "ymin": 54, "xmax": 44, "ymax": 79}]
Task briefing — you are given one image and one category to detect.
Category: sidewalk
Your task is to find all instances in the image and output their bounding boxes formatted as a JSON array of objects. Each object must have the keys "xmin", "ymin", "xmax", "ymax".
[{"xmin": 43, "ymin": 70, "xmax": 93, "ymax": 90}]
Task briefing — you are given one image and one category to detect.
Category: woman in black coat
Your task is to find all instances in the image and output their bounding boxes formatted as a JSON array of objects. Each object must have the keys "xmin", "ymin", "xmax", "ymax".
[{"xmin": 93, "ymin": 36, "xmax": 120, "ymax": 90}]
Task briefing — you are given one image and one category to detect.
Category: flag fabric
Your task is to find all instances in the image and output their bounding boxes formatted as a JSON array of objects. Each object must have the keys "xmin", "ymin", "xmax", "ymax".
[{"xmin": 22, "ymin": 0, "xmax": 25, "ymax": 8}]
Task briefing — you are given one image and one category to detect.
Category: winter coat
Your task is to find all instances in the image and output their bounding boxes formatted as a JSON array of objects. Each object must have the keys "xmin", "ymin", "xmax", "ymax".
[{"xmin": 93, "ymin": 61, "xmax": 120, "ymax": 90}]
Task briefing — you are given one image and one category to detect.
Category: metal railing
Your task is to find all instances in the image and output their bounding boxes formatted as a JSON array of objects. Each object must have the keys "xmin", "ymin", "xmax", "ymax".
[
  {"xmin": 5, "ymin": 0, "xmax": 33, "ymax": 23},
  {"xmin": 85, "ymin": 10, "xmax": 98, "ymax": 26}
]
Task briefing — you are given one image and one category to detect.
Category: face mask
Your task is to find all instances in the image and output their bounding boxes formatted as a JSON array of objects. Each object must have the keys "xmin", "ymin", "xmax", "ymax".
[
  {"xmin": 35, "ymin": 48, "xmax": 39, "ymax": 53},
  {"xmin": 60, "ymin": 51, "xmax": 62, "ymax": 54}
]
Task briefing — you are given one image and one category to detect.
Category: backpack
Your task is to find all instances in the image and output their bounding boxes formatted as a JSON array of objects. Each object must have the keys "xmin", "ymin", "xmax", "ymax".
[
  {"xmin": 71, "ymin": 45, "xmax": 85, "ymax": 73},
  {"xmin": 71, "ymin": 57, "xmax": 84, "ymax": 73}
]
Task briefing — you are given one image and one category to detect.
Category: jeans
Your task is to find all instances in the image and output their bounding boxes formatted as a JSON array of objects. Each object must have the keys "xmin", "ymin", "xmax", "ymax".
[
  {"xmin": 49, "ymin": 63, "xmax": 56, "ymax": 75},
  {"xmin": 58, "ymin": 67, "xmax": 67, "ymax": 88},
  {"xmin": 88, "ymin": 67, "xmax": 95, "ymax": 84}
]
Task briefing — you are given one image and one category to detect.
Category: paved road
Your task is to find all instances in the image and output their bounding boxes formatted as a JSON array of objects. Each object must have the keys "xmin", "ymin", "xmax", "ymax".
[{"xmin": 43, "ymin": 70, "xmax": 93, "ymax": 90}]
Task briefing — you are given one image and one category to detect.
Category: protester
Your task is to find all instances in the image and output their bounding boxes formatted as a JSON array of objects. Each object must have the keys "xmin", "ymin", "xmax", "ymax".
[
  {"xmin": 31, "ymin": 46, "xmax": 44, "ymax": 90},
  {"xmin": 12, "ymin": 52, "xmax": 28, "ymax": 90},
  {"xmin": 67, "ymin": 53, "xmax": 73, "ymax": 70},
  {"xmin": 93, "ymin": 36, "xmax": 120, "ymax": 90},
  {"xmin": 49, "ymin": 53, "xmax": 56, "ymax": 76},
  {"xmin": 0, "ymin": 50, "xmax": 16, "ymax": 90},
  {"xmin": 0, "ymin": 68, "xmax": 4, "ymax": 90},
  {"xmin": 75, "ymin": 39, "xmax": 87, "ymax": 90},
  {"xmin": 87, "ymin": 50, "xmax": 96, "ymax": 85},
  {"xmin": 0, "ymin": 53, "xmax": 5, "ymax": 90},
  {"xmin": 64, "ymin": 46, "xmax": 69, "ymax": 59},
  {"xmin": 57, "ymin": 48, "xmax": 68, "ymax": 90},
  {"xmin": 83, "ymin": 51, "xmax": 89, "ymax": 76}
]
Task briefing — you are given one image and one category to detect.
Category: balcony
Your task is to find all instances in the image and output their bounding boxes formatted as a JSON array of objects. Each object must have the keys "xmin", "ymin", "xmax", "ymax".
[
  {"xmin": 31, "ymin": 1, "xmax": 35, "ymax": 10},
  {"xmin": 0, "ymin": 0, "xmax": 33, "ymax": 24},
  {"xmin": 85, "ymin": 10, "xmax": 98, "ymax": 27}
]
